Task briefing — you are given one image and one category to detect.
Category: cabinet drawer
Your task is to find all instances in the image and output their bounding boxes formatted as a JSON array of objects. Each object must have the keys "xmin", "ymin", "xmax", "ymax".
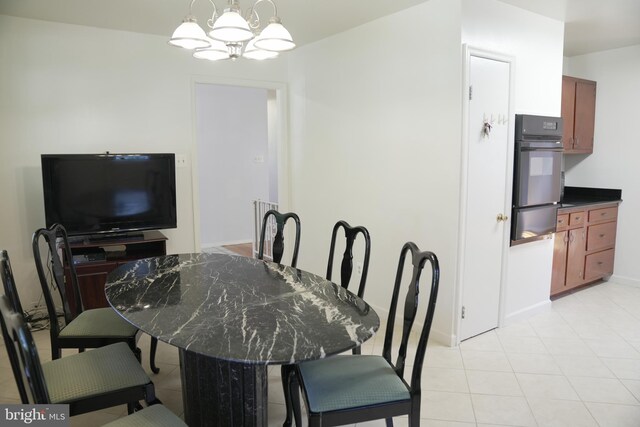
[
  {"xmin": 569, "ymin": 212, "xmax": 585, "ymax": 227},
  {"xmin": 556, "ymin": 214, "xmax": 569, "ymax": 231},
  {"xmin": 584, "ymin": 249, "xmax": 614, "ymax": 281},
  {"xmin": 587, "ymin": 221, "xmax": 617, "ymax": 252},
  {"xmin": 588, "ymin": 206, "xmax": 618, "ymax": 224}
]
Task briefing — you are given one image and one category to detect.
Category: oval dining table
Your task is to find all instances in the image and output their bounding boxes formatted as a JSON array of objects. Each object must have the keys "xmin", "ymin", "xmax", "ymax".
[{"xmin": 105, "ymin": 252, "xmax": 379, "ymax": 427}]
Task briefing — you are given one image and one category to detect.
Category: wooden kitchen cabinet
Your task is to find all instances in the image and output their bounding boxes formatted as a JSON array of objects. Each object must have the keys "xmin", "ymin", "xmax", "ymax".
[
  {"xmin": 561, "ymin": 75, "xmax": 596, "ymax": 154},
  {"xmin": 551, "ymin": 203, "xmax": 619, "ymax": 296}
]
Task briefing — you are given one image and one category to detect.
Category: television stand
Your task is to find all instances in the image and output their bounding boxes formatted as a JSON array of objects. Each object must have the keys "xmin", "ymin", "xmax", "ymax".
[
  {"xmin": 88, "ymin": 231, "xmax": 145, "ymax": 243},
  {"xmin": 63, "ymin": 230, "xmax": 168, "ymax": 316}
]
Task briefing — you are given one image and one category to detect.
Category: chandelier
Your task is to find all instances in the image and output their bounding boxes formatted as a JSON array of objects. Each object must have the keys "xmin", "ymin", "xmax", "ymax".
[{"xmin": 169, "ymin": 0, "xmax": 295, "ymax": 61}]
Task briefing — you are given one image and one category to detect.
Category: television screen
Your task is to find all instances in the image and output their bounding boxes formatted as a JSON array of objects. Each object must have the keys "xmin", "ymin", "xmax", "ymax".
[{"xmin": 41, "ymin": 153, "xmax": 177, "ymax": 236}]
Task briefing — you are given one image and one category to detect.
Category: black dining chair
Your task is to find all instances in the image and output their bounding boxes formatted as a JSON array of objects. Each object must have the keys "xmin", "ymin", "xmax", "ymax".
[
  {"xmin": 282, "ymin": 220, "xmax": 371, "ymax": 427},
  {"xmin": 0, "ymin": 292, "xmax": 160, "ymax": 416},
  {"xmin": 32, "ymin": 223, "xmax": 159, "ymax": 373},
  {"xmin": 258, "ymin": 209, "xmax": 301, "ymax": 267},
  {"xmin": 0, "ymin": 250, "xmax": 29, "ymax": 403},
  {"xmin": 326, "ymin": 220, "xmax": 371, "ymax": 299},
  {"xmin": 289, "ymin": 242, "xmax": 440, "ymax": 427}
]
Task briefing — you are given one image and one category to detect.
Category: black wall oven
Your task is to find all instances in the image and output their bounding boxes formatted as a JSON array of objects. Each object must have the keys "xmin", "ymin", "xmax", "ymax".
[{"xmin": 511, "ymin": 115, "xmax": 563, "ymax": 245}]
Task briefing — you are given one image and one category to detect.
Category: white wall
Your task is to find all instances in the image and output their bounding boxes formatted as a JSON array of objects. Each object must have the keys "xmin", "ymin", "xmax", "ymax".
[
  {"xmin": 564, "ymin": 45, "xmax": 640, "ymax": 285},
  {"xmin": 288, "ymin": 0, "xmax": 463, "ymax": 344},
  {"xmin": 195, "ymin": 84, "xmax": 270, "ymax": 247},
  {"xmin": 461, "ymin": 0, "xmax": 565, "ymax": 323},
  {"xmin": 0, "ymin": 15, "xmax": 287, "ymax": 308}
]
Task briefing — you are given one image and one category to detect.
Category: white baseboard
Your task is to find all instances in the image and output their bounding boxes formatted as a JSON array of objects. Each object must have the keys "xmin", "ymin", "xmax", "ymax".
[
  {"xmin": 609, "ymin": 274, "xmax": 640, "ymax": 287},
  {"xmin": 367, "ymin": 303, "xmax": 456, "ymax": 347},
  {"xmin": 429, "ymin": 329, "xmax": 457, "ymax": 347},
  {"xmin": 504, "ymin": 299, "xmax": 552, "ymax": 325},
  {"xmin": 201, "ymin": 240, "xmax": 252, "ymax": 249}
]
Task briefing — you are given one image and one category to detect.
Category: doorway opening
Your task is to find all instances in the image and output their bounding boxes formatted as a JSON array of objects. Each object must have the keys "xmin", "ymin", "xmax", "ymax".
[{"xmin": 194, "ymin": 83, "xmax": 280, "ymax": 257}]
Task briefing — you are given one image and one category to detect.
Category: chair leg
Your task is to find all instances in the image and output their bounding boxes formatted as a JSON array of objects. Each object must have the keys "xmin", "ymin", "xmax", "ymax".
[
  {"xmin": 281, "ymin": 364, "xmax": 294, "ymax": 427},
  {"xmin": 290, "ymin": 371, "xmax": 302, "ymax": 427},
  {"xmin": 386, "ymin": 418, "xmax": 394, "ymax": 427},
  {"xmin": 126, "ymin": 402, "xmax": 137, "ymax": 414},
  {"xmin": 78, "ymin": 348, "xmax": 85, "ymax": 353},
  {"xmin": 150, "ymin": 337, "xmax": 160, "ymax": 374},
  {"xmin": 51, "ymin": 345, "xmax": 61, "ymax": 360}
]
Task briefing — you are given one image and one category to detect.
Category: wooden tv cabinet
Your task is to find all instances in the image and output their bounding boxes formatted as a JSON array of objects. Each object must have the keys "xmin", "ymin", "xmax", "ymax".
[{"xmin": 63, "ymin": 231, "xmax": 167, "ymax": 316}]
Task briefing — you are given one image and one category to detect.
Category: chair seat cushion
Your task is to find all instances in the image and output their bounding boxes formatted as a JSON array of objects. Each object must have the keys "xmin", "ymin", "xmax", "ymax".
[
  {"xmin": 104, "ymin": 405, "xmax": 186, "ymax": 427},
  {"xmin": 298, "ymin": 355, "xmax": 410, "ymax": 413},
  {"xmin": 42, "ymin": 342, "xmax": 151, "ymax": 403},
  {"xmin": 59, "ymin": 308, "xmax": 138, "ymax": 338}
]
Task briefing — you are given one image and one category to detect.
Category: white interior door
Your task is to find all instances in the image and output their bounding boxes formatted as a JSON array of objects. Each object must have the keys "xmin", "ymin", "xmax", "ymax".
[{"xmin": 460, "ymin": 53, "xmax": 512, "ymax": 341}]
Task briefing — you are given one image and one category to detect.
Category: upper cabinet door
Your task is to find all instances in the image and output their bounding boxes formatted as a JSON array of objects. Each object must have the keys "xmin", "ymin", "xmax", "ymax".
[
  {"xmin": 574, "ymin": 80, "xmax": 596, "ymax": 153},
  {"xmin": 561, "ymin": 75, "xmax": 596, "ymax": 155},
  {"xmin": 561, "ymin": 76, "xmax": 576, "ymax": 151}
]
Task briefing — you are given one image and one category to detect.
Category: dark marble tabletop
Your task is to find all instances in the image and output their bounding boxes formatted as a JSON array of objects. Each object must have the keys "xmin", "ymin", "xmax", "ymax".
[{"xmin": 105, "ymin": 253, "xmax": 379, "ymax": 365}]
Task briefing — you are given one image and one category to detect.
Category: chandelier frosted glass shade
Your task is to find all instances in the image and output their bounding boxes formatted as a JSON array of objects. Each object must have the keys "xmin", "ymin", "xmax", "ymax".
[
  {"xmin": 169, "ymin": 17, "xmax": 210, "ymax": 50},
  {"xmin": 169, "ymin": 1, "xmax": 295, "ymax": 61},
  {"xmin": 243, "ymin": 37, "xmax": 279, "ymax": 60},
  {"xmin": 209, "ymin": 8, "xmax": 254, "ymax": 43},
  {"xmin": 193, "ymin": 38, "xmax": 230, "ymax": 61},
  {"xmin": 253, "ymin": 18, "xmax": 295, "ymax": 52}
]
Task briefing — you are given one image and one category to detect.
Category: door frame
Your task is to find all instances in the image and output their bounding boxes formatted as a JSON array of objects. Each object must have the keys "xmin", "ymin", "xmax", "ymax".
[
  {"xmin": 188, "ymin": 76, "xmax": 291, "ymax": 252},
  {"xmin": 455, "ymin": 45, "xmax": 516, "ymax": 344}
]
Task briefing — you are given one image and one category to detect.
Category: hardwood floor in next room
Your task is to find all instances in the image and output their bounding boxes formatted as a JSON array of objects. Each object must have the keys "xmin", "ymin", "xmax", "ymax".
[{"xmin": 223, "ymin": 242, "xmax": 253, "ymax": 258}]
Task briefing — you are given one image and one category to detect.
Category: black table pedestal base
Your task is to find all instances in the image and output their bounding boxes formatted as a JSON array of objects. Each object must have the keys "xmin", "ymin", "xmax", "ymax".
[{"xmin": 180, "ymin": 349, "xmax": 268, "ymax": 427}]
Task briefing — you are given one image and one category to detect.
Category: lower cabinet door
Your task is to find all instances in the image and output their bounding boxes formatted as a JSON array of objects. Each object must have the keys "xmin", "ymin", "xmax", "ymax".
[
  {"xmin": 566, "ymin": 228, "xmax": 586, "ymax": 288},
  {"xmin": 551, "ymin": 231, "xmax": 568, "ymax": 296},
  {"xmin": 76, "ymin": 263, "xmax": 118, "ymax": 310}
]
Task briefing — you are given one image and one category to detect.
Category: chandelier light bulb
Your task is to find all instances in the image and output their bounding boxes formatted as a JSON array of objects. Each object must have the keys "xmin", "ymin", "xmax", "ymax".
[
  {"xmin": 243, "ymin": 37, "xmax": 279, "ymax": 60},
  {"xmin": 193, "ymin": 38, "xmax": 230, "ymax": 61},
  {"xmin": 209, "ymin": 7, "xmax": 254, "ymax": 43},
  {"xmin": 253, "ymin": 17, "xmax": 295, "ymax": 52},
  {"xmin": 169, "ymin": 16, "xmax": 211, "ymax": 50}
]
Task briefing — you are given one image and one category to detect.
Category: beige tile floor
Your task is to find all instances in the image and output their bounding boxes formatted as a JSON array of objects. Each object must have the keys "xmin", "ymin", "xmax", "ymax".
[{"xmin": 1, "ymin": 280, "xmax": 640, "ymax": 426}]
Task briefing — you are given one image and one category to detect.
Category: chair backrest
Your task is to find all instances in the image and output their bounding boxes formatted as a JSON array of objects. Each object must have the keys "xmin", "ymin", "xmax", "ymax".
[
  {"xmin": 1, "ymin": 250, "xmax": 25, "ymax": 316},
  {"xmin": 32, "ymin": 224, "xmax": 82, "ymax": 332},
  {"xmin": 258, "ymin": 210, "xmax": 301, "ymax": 267},
  {"xmin": 382, "ymin": 242, "xmax": 440, "ymax": 395},
  {"xmin": 0, "ymin": 294, "xmax": 51, "ymax": 404},
  {"xmin": 0, "ymin": 250, "xmax": 30, "ymax": 403},
  {"xmin": 326, "ymin": 221, "xmax": 371, "ymax": 299}
]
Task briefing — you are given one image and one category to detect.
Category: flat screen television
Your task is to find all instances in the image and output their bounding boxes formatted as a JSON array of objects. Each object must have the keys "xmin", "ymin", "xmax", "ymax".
[{"xmin": 41, "ymin": 153, "xmax": 177, "ymax": 236}]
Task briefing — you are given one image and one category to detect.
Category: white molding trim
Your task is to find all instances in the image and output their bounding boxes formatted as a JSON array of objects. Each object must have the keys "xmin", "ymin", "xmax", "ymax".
[
  {"xmin": 188, "ymin": 75, "xmax": 290, "ymax": 253},
  {"xmin": 368, "ymin": 304, "xmax": 456, "ymax": 347},
  {"xmin": 504, "ymin": 300, "xmax": 551, "ymax": 325},
  {"xmin": 455, "ymin": 45, "xmax": 516, "ymax": 345}
]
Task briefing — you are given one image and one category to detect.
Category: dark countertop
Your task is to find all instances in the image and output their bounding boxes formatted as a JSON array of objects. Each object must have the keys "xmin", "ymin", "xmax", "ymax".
[
  {"xmin": 105, "ymin": 253, "xmax": 379, "ymax": 365},
  {"xmin": 559, "ymin": 186, "xmax": 622, "ymax": 209}
]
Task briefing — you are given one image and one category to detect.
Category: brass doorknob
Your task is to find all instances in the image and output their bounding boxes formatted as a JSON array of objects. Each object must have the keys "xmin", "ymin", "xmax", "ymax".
[{"xmin": 496, "ymin": 213, "xmax": 509, "ymax": 222}]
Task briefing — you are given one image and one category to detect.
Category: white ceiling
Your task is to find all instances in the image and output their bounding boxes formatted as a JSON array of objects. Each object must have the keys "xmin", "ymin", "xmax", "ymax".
[
  {"xmin": 499, "ymin": 0, "xmax": 640, "ymax": 56},
  {"xmin": 0, "ymin": 0, "xmax": 638, "ymax": 57}
]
